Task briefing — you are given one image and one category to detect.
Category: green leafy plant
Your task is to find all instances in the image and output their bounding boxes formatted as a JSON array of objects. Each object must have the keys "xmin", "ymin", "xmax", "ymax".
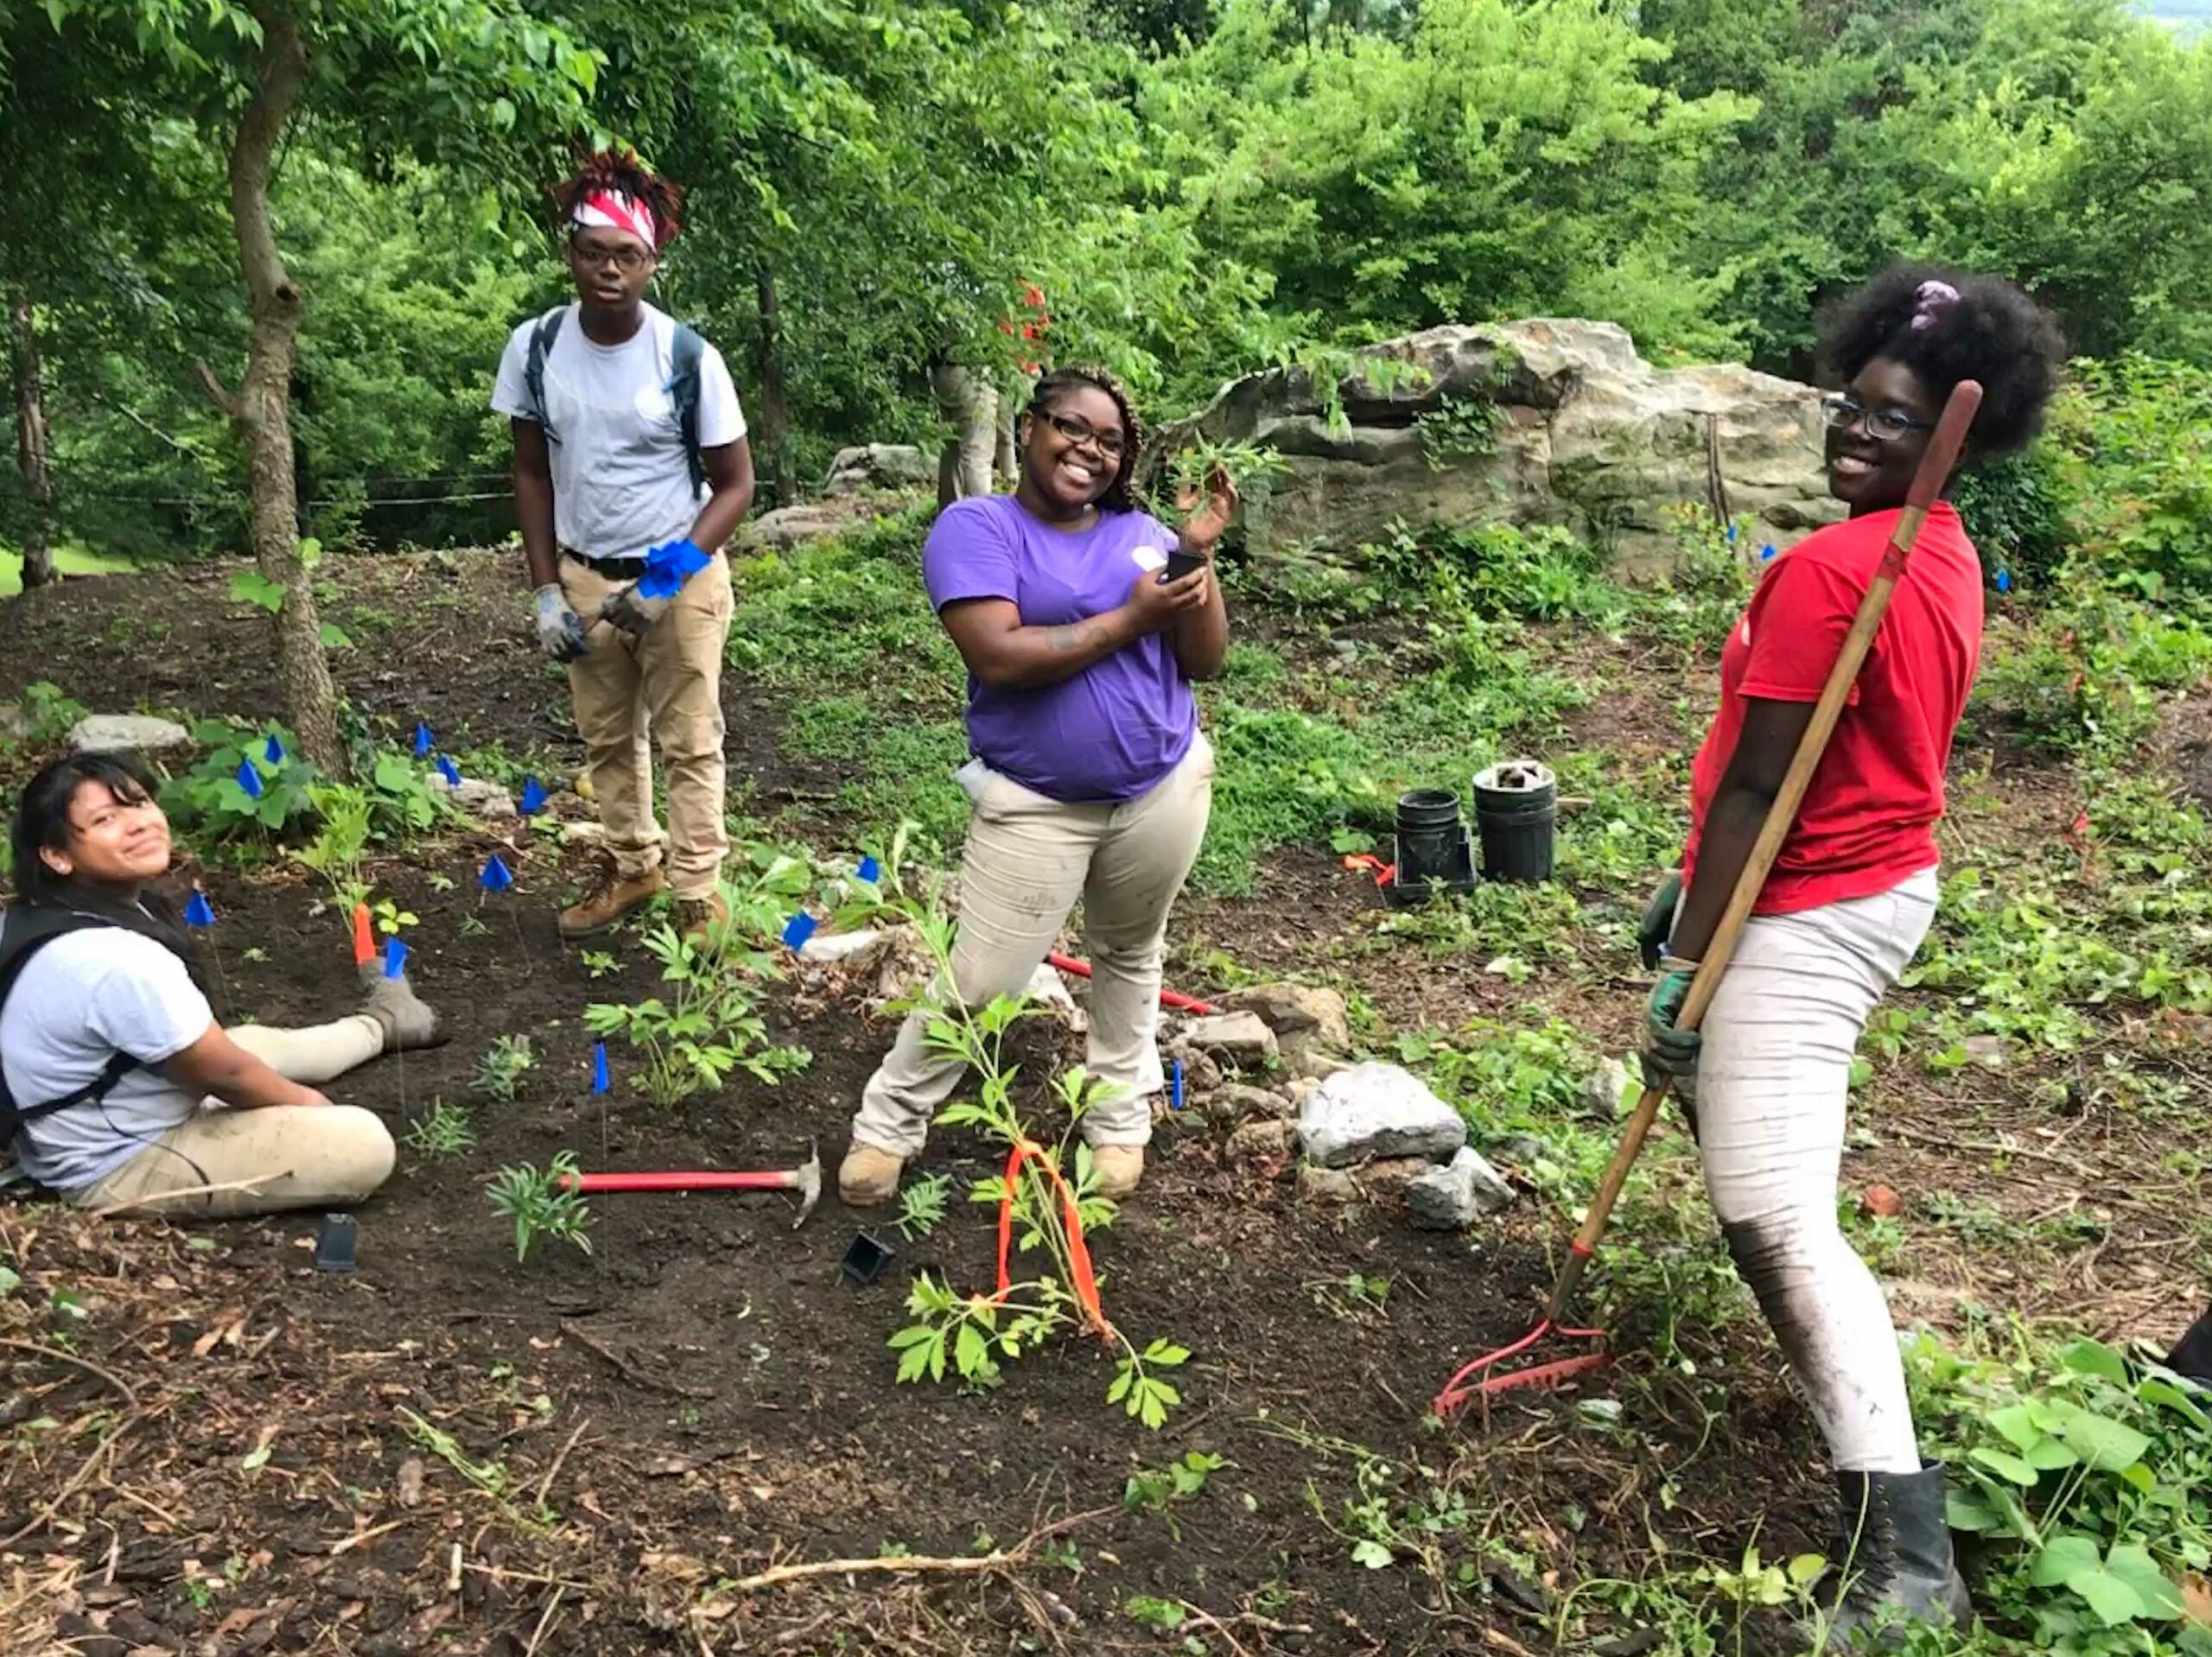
[
  {"xmin": 290, "ymin": 782, "xmax": 372, "ymax": 903},
  {"xmin": 404, "ymin": 1100, "xmax": 475, "ymax": 1160},
  {"xmin": 1124, "ymin": 1451, "xmax": 1226, "ymax": 1540},
  {"xmin": 159, "ymin": 724, "xmax": 320, "ymax": 842},
  {"xmin": 471, "ymin": 1035, "xmax": 534, "ymax": 1104},
  {"xmin": 580, "ymin": 949, "xmax": 619, "ymax": 980},
  {"xmin": 893, "ymin": 1171, "xmax": 953, "ymax": 1241},
  {"xmin": 486, "ymin": 1153, "xmax": 592, "ymax": 1264}
]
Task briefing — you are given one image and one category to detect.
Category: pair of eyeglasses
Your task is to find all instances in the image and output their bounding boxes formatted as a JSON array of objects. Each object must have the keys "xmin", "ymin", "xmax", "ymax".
[
  {"xmin": 1822, "ymin": 395, "xmax": 1934, "ymax": 443},
  {"xmin": 1042, "ymin": 410, "xmax": 1127, "ymax": 460},
  {"xmin": 570, "ymin": 240, "xmax": 654, "ymax": 273}
]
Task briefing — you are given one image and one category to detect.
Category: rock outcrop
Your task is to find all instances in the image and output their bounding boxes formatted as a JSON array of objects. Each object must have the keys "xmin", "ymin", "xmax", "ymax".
[{"xmin": 1159, "ymin": 319, "xmax": 1841, "ymax": 568}]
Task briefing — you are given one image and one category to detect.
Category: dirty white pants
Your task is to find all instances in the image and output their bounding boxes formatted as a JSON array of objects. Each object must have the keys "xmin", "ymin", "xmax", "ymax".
[
  {"xmin": 72, "ymin": 1018, "xmax": 396, "ymax": 1218},
  {"xmin": 853, "ymin": 734, "xmax": 1215, "ymax": 1157},
  {"xmin": 1690, "ymin": 868, "xmax": 1938, "ymax": 1474}
]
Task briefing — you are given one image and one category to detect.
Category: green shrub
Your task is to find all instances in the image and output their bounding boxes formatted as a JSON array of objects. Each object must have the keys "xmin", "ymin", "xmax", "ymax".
[{"xmin": 2050, "ymin": 357, "xmax": 2212, "ymax": 599}]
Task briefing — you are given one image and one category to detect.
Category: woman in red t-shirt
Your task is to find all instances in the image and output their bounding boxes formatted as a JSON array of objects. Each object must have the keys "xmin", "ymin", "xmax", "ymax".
[{"xmin": 1639, "ymin": 266, "xmax": 2063, "ymax": 1644}]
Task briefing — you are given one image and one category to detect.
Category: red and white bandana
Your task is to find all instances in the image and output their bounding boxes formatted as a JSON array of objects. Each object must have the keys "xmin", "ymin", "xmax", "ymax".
[{"xmin": 573, "ymin": 189, "xmax": 658, "ymax": 249}]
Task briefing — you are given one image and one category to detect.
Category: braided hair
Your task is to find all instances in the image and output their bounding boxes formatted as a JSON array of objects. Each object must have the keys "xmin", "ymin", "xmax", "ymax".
[
  {"xmin": 550, "ymin": 147, "xmax": 686, "ymax": 250},
  {"xmin": 1025, "ymin": 366, "xmax": 1142, "ymax": 513},
  {"xmin": 1821, "ymin": 264, "xmax": 2066, "ymax": 461}
]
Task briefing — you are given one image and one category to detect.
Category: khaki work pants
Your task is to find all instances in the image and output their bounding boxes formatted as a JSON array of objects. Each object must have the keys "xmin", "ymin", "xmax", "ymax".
[
  {"xmin": 559, "ymin": 553, "xmax": 734, "ymax": 900},
  {"xmin": 73, "ymin": 1019, "xmax": 396, "ymax": 1218},
  {"xmin": 854, "ymin": 733, "xmax": 1215, "ymax": 1157}
]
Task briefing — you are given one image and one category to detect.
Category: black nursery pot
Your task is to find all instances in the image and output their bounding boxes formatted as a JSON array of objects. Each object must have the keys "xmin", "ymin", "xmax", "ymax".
[
  {"xmin": 842, "ymin": 1230, "xmax": 897, "ymax": 1286},
  {"xmin": 1394, "ymin": 787, "xmax": 1467, "ymax": 886},
  {"xmin": 1472, "ymin": 760, "xmax": 1556, "ymax": 884}
]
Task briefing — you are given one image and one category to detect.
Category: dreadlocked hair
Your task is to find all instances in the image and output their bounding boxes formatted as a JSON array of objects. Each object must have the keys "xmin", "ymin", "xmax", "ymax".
[
  {"xmin": 551, "ymin": 146, "xmax": 685, "ymax": 249},
  {"xmin": 1821, "ymin": 263, "xmax": 2066, "ymax": 462},
  {"xmin": 1026, "ymin": 366, "xmax": 1142, "ymax": 513}
]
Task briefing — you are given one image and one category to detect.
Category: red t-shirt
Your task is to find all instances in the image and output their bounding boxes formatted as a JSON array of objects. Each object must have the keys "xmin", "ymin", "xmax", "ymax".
[{"xmin": 1683, "ymin": 503, "xmax": 1981, "ymax": 915}]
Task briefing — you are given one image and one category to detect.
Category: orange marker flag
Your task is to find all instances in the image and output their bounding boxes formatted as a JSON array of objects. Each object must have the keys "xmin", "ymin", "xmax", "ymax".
[{"xmin": 351, "ymin": 902, "xmax": 374, "ymax": 967}]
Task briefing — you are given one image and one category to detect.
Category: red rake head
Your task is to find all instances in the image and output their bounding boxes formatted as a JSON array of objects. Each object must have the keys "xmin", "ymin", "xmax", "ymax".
[{"xmin": 1433, "ymin": 1318, "xmax": 1608, "ymax": 1417}]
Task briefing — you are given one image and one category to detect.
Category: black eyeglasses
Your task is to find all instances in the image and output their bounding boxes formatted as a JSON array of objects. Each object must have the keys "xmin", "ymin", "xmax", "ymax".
[
  {"xmin": 1040, "ymin": 410, "xmax": 1128, "ymax": 460},
  {"xmin": 569, "ymin": 240, "xmax": 654, "ymax": 273},
  {"xmin": 1822, "ymin": 395, "xmax": 1935, "ymax": 443}
]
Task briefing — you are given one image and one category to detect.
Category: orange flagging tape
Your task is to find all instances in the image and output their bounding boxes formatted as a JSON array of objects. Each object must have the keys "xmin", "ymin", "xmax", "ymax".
[
  {"xmin": 994, "ymin": 1138, "xmax": 1115, "ymax": 1342},
  {"xmin": 351, "ymin": 903, "xmax": 374, "ymax": 966}
]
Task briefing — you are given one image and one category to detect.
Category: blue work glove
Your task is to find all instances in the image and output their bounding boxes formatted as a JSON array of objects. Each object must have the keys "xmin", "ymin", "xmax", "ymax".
[
  {"xmin": 533, "ymin": 583, "xmax": 589, "ymax": 661},
  {"xmin": 1640, "ymin": 962, "xmax": 1701, "ymax": 1090},
  {"xmin": 637, "ymin": 536, "xmax": 712, "ymax": 600},
  {"xmin": 1637, "ymin": 871, "xmax": 1682, "ymax": 970}
]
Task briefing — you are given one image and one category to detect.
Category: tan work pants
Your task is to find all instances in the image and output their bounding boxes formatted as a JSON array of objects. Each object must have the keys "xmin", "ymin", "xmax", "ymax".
[
  {"xmin": 559, "ymin": 553, "xmax": 734, "ymax": 900},
  {"xmin": 854, "ymin": 733, "xmax": 1214, "ymax": 1157},
  {"xmin": 73, "ymin": 1019, "xmax": 396, "ymax": 1218}
]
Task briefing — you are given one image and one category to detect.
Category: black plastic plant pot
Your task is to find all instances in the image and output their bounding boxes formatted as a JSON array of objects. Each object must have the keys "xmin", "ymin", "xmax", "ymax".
[
  {"xmin": 313, "ymin": 1213, "xmax": 358, "ymax": 1273},
  {"xmin": 842, "ymin": 1230, "xmax": 897, "ymax": 1286},
  {"xmin": 1394, "ymin": 786, "xmax": 1468, "ymax": 888},
  {"xmin": 1472, "ymin": 760, "xmax": 1557, "ymax": 884},
  {"xmin": 1383, "ymin": 829, "xmax": 1477, "ymax": 908}
]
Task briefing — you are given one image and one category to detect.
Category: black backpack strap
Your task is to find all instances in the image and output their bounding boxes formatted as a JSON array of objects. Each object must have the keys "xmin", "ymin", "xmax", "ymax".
[
  {"xmin": 523, "ymin": 306, "xmax": 568, "ymax": 446},
  {"xmin": 671, "ymin": 321, "xmax": 706, "ymax": 495}
]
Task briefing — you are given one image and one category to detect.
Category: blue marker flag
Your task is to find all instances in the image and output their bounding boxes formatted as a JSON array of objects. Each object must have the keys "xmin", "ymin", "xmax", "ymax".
[
  {"xmin": 638, "ymin": 537, "xmax": 712, "ymax": 600},
  {"xmin": 184, "ymin": 890, "xmax": 216, "ymax": 928},
  {"xmin": 236, "ymin": 757, "xmax": 264, "ymax": 800},
  {"xmin": 436, "ymin": 755, "xmax": 462, "ymax": 787},
  {"xmin": 264, "ymin": 733, "xmax": 285, "ymax": 765},
  {"xmin": 1171, "ymin": 1057, "xmax": 1185, "ymax": 1111},
  {"xmin": 592, "ymin": 1042, "xmax": 611, "ymax": 1095},
  {"xmin": 1726, "ymin": 523, "xmax": 1738, "ymax": 543},
  {"xmin": 518, "ymin": 776, "xmax": 550, "ymax": 816},
  {"xmin": 781, "ymin": 911, "xmax": 818, "ymax": 951},
  {"xmin": 1995, "ymin": 568, "xmax": 2013, "ymax": 594},
  {"xmin": 383, "ymin": 937, "xmax": 410, "ymax": 981},
  {"xmin": 413, "ymin": 721, "xmax": 433, "ymax": 758},
  {"xmin": 1759, "ymin": 543, "xmax": 1778, "ymax": 562},
  {"xmin": 480, "ymin": 853, "xmax": 514, "ymax": 892},
  {"xmin": 857, "ymin": 855, "xmax": 881, "ymax": 885}
]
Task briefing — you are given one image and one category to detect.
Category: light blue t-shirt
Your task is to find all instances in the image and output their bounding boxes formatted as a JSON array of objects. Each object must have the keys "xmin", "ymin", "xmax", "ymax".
[{"xmin": 2, "ymin": 927, "xmax": 211, "ymax": 1191}]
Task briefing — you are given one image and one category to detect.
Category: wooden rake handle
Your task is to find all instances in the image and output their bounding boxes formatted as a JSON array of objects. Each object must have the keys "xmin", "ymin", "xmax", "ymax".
[{"xmin": 1545, "ymin": 381, "xmax": 1984, "ymax": 1324}]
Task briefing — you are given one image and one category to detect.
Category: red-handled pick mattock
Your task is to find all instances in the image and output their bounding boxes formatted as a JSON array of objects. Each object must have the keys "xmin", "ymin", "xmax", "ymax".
[
  {"xmin": 1437, "ymin": 379, "xmax": 1985, "ymax": 1415},
  {"xmin": 562, "ymin": 1143, "xmax": 822, "ymax": 1229}
]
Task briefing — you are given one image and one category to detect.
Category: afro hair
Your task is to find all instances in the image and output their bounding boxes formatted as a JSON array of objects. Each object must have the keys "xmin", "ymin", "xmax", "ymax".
[{"xmin": 1820, "ymin": 263, "xmax": 2067, "ymax": 463}]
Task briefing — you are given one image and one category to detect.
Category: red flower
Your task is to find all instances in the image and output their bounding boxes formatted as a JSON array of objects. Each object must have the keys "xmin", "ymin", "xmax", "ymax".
[
  {"xmin": 1022, "ymin": 283, "xmax": 1046, "ymax": 308},
  {"xmin": 1020, "ymin": 323, "xmax": 1042, "ymax": 340},
  {"xmin": 997, "ymin": 319, "xmax": 1015, "ymax": 334},
  {"xmin": 1019, "ymin": 360, "xmax": 1039, "ymax": 374}
]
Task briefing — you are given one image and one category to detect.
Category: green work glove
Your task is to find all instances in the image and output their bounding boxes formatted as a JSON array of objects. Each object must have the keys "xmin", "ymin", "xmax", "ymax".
[
  {"xmin": 1640, "ymin": 963, "xmax": 1701, "ymax": 1090},
  {"xmin": 1637, "ymin": 871, "xmax": 1683, "ymax": 970}
]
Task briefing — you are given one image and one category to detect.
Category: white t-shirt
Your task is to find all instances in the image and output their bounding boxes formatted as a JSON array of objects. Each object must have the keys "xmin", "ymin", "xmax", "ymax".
[
  {"xmin": 491, "ymin": 302, "xmax": 747, "ymax": 562},
  {"xmin": 2, "ymin": 928, "xmax": 213, "ymax": 1192}
]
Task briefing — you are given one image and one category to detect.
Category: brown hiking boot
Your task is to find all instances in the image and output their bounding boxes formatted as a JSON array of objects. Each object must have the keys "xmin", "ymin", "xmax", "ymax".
[
  {"xmin": 838, "ymin": 1143, "xmax": 905, "ymax": 1207},
  {"xmin": 558, "ymin": 858, "xmax": 666, "ymax": 941},
  {"xmin": 1091, "ymin": 1145, "xmax": 1144, "ymax": 1198},
  {"xmin": 675, "ymin": 892, "xmax": 729, "ymax": 947}
]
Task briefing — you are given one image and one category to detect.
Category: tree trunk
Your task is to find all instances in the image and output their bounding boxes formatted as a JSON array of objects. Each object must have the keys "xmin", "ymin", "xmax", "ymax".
[
  {"xmin": 10, "ymin": 294, "xmax": 56, "ymax": 592},
  {"xmin": 209, "ymin": 3, "xmax": 344, "ymax": 773},
  {"xmin": 753, "ymin": 260, "xmax": 790, "ymax": 507}
]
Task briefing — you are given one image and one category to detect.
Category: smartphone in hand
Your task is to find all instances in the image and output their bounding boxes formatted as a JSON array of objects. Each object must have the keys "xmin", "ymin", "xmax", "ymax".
[{"xmin": 1160, "ymin": 549, "xmax": 1205, "ymax": 583}]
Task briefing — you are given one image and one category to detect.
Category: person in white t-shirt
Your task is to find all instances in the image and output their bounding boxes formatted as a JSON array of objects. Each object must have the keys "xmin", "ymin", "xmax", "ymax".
[
  {"xmin": 491, "ymin": 149, "xmax": 755, "ymax": 943},
  {"xmin": 0, "ymin": 753, "xmax": 444, "ymax": 1217}
]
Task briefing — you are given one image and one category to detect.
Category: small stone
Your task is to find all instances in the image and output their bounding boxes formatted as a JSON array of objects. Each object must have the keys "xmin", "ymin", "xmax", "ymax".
[
  {"xmin": 1406, "ymin": 1147, "xmax": 1516, "ymax": 1229},
  {"xmin": 1167, "ymin": 1045, "xmax": 1224, "ymax": 1094},
  {"xmin": 1491, "ymin": 1133, "xmax": 1548, "ymax": 1165},
  {"xmin": 1860, "ymin": 1184, "xmax": 1905, "ymax": 1218},
  {"xmin": 798, "ymin": 928, "xmax": 889, "ymax": 969},
  {"xmin": 1283, "ymin": 1076, "xmax": 1323, "ymax": 1107},
  {"xmin": 1580, "ymin": 1057, "xmax": 1632, "ymax": 1116},
  {"xmin": 1355, "ymin": 1155, "xmax": 1433, "ymax": 1198},
  {"xmin": 560, "ymin": 819, "xmax": 607, "ymax": 846},
  {"xmin": 1215, "ymin": 1083, "xmax": 1293, "ymax": 1121},
  {"xmin": 1281, "ymin": 1037, "xmax": 1353, "ymax": 1082},
  {"xmin": 1219, "ymin": 984, "xmax": 1351, "ymax": 1049},
  {"xmin": 1961, "ymin": 1034, "xmax": 2008, "ymax": 1070},
  {"xmin": 1296, "ymin": 1062, "xmax": 1467, "ymax": 1168},
  {"xmin": 67, "ymin": 713, "xmax": 194, "ymax": 756},
  {"xmin": 395, "ymin": 1457, "xmax": 425, "ymax": 1508},
  {"xmin": 1182, "ymin": 1012, "xmax": 1278, "ymax": 1064},
  {"xmin": 1228, "ymin": 1119, "xmax": 1295, "ymax": 1162},
  {"xmin": 429, "ymin": 773, "xmax": 518, "ymax": 819},
  {"xmin": 1298, "ymin": 1164, "xmax": 1360, "ymax": 1203}
]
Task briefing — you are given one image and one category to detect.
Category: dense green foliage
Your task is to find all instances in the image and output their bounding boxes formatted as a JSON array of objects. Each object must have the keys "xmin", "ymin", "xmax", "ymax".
[{"xmin": 6, "ymin": 0, "xmax": 2212, "ymax": 567}]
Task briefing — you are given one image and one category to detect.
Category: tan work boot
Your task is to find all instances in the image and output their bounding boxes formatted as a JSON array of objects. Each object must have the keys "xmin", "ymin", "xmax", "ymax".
[
  {"xmin": 675, "ymin": 892, "xmax": 729, "ymax": 947},
  {"xmin": 839, "ymin": 1143, "xmax": 905, "ymax": 1207},
  {"xmin": 558, "ymin": 858, "xmax": 666, "ymax": 941},
  {"xmin": 357, "ymin": 965, "xmax": 446, "ymax": 1052},
  {"xmin": 1091, "ymin": 1145, "xmax": 1144, "ymax": 1199}
]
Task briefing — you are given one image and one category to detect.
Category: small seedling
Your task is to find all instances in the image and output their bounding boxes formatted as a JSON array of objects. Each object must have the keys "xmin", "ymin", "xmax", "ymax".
[
  {"xmin": 1307, "ymin": 1271, "xmax": 1392, "ymax": 1320},
  {"xmin": 1124, "ymin": 1451, "xmax": 1227, "ymax": 1540},
  {"xmin": 893, "ymin": 1171, "xmax": 952, "ymax": 1241},
  {"xmin": 580, "ymin": 949, "xmax": 619, "ymax": 979},
  {"xmin": 372, "ymin": 897, "xmax": 417, "ymax": 936},
  {"xmin": 404, "ymin": 1100, "xmax": 475, "ymax": 1160},
  {"xmin": 486, "ymin": 1152, "xmax": 592, "ymax": 1263},
  {"xmin": 472, "ymin": 1035, "xmax": 535, "ymax": 1103}
]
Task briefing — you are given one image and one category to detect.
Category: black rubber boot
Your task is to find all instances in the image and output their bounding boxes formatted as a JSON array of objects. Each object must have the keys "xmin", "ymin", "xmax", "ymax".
[
  {"xmin": 1807, "ymin": 1465, "xmax": 1972, "ymax": 1650},
  {"xmin": 2166, "ymin": 1302, "xmax": 2212, "ymax": 1385}
]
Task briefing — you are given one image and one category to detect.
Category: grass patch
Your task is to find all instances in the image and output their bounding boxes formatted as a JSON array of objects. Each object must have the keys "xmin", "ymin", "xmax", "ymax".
[{"xmin": 0, "ymin": 541, "xmax": 140, "ymax": 597}]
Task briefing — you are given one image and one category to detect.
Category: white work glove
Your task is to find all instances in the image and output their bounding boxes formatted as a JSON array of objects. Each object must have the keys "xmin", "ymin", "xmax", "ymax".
[
  {"xmin": 599, "ymin": 581, "xmax": 673, "ymax": 638},
  {"xmin": 534, "ymin": 583, "xmax": 590, "ymax": 662}
]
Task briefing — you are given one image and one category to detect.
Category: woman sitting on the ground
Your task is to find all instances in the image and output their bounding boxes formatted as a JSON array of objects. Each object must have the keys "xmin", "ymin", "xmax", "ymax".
[
  {"xmin": 840, "ymin": 365, "xmax": 1236, "ymax": 1207},
  {"xmin": 1638, "ymin": 265, "xmax": 2065, "ymax": 1646},
  {"xmin": 0, "ymin": 752, "xmax": 444, "ymax": 1217}
]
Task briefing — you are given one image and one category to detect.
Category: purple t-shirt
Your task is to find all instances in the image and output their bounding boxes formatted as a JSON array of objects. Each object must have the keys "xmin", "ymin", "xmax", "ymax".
[{"xmin": 924, "ymin": 496, "xmax": 1198, "ymax": 803}]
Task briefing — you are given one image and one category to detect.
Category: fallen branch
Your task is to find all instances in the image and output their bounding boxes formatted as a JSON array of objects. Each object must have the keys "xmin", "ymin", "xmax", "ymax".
[
  {"xmin": 0, "ymin": 1337, "xmax": 143, "ymax": 1409},
  {"xmin": 715, "ymin": 1503, "xmax": 1116, "ymax": 1597},
  {"xmin": 0, "ymin": 1413, "xmax": 138, "ymax": 1547},
  {"xmin": 91, "ymin": 1173, "xmax": 274, "ymax": 1218},
  {"xmin": 559, "ymin": 1322, "xmax": 714, "ymax": 1400}
]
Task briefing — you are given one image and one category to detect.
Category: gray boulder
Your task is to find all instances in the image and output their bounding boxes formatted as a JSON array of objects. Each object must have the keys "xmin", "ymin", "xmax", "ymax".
[
  {"xmin": 822, "ymin": 443, "xmax": 933, "ymax": 497},
  {"xmin": 1182, "ymin": 1012, "xmax": 1279, "ymax": 1065},
  {"xmin": 1406, "ymin": 1147, "xmax": 1517, "ymax": 1229},
  {"xmin": 1296, "ymin": 1062, "xmax": 1467, "ymax": 1168},
  {"xmin": 429, "ymin": 773, "xmax": 518, "ymax": 820},
  {"xmin": 1154, "ymin": 319, "xmax": 1842, "ymax": 570},
  {"xmin": 67, "ymin": 714, "xmax": 194, "ymax": 757}
]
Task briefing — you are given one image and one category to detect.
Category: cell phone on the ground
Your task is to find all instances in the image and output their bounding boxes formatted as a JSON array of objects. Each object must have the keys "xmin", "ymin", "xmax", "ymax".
[{"xmin": 1160, "ymin": 549, "xmax": 1206, "ymax": 583}]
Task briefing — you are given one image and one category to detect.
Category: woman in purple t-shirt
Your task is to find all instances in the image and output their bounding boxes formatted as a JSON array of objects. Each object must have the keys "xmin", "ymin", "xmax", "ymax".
[{"xmin": 840, "ymin": 367, "xmax": 1237, "ymax": 1207}]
